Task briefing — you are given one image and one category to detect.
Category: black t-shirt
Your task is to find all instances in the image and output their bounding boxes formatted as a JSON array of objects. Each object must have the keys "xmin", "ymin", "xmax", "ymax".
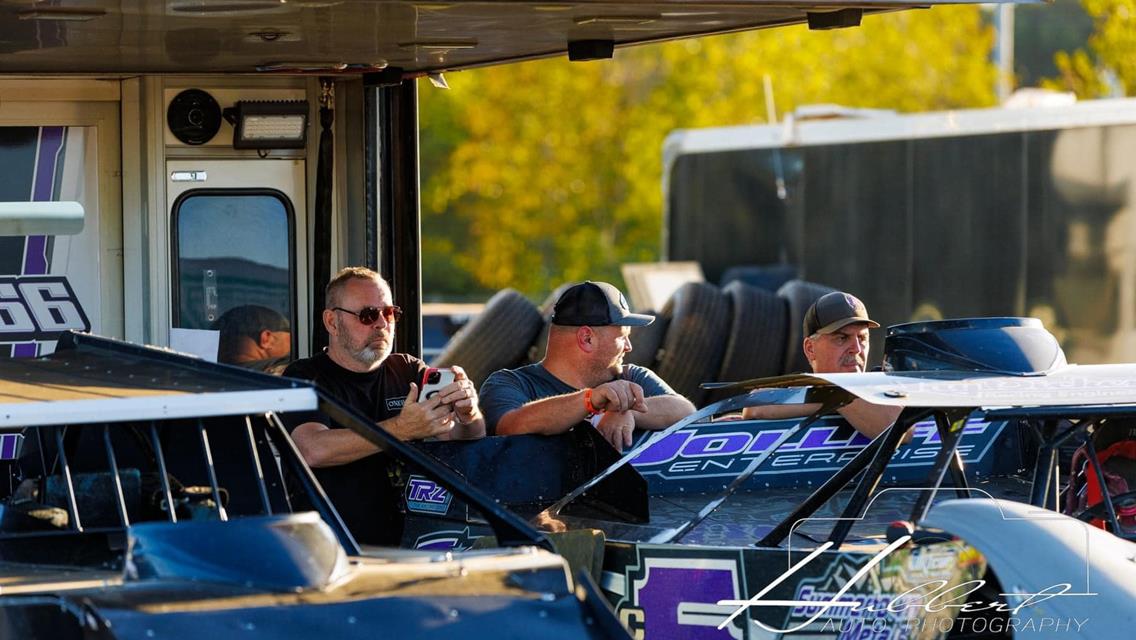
[{"xmin": 282, "ymin": 351, "xmax": 426, "ymax": 546}]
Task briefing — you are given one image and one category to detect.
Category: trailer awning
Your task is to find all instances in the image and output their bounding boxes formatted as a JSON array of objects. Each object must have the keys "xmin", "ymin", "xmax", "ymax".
[{"xmin": 0, "ymin": 0, "xmax": 1038, "ymax": 76}]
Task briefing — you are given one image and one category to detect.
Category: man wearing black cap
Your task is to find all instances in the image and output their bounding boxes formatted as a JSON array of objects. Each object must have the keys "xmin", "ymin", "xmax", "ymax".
[
  {"xmin": 480, "ymin": 281, "xmax": 695, "ymax": 452},
  {"xmin": 742, "ymin": 291, "xmax": 900, "ymax": 437},
  {"xmin": 211, "ymin": 304, "xmax": 293, "ymax": 373}
]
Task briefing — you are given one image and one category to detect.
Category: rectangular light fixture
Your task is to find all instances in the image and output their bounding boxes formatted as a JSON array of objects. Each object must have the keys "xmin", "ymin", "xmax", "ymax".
[{"xmin": 223, "ymin": 100, "xmax": 309, "ymax": 150}]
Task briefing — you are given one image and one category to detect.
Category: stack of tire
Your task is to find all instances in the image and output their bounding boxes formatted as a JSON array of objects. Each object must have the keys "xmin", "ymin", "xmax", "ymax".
[{"xmin": 432, "ymin": 279, "xmax": 836, "ymax": 408}]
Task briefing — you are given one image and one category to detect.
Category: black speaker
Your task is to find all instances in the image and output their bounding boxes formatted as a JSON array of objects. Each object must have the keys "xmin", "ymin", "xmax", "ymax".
[{"xmin": 167, "ymin": 89, "xmax": 222, "ymax": 146}]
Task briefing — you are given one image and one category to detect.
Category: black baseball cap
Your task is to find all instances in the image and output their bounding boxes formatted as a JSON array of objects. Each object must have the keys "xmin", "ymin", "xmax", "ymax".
[
  {"xmin": 551, "ymin": 281, "xmax": 655, "ymax": 327},
  {"xmin": 803, "ymin": 292, "xmax": 879, "ymax": 336},
  {"xmin": 211, "ymin": 304, "xmax": 291, "ymax": 338}
]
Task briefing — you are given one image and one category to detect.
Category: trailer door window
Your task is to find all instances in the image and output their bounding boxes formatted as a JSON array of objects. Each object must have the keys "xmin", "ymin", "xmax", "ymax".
[{"xmin": 171, "ymin": 190, "xmax": 296, "ymax": 356}]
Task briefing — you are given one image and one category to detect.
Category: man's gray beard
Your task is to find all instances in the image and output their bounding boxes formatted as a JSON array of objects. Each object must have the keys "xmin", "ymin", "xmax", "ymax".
[
  {"xmin": 352, "ymin": 344, "xmax": 391, "ymax": 367},
  {"xmin": 336, "ymin": 318, "xmax": 389, "ymax": 367},
  {"xmin": 354, "ymin": 347, "xmax": 380, "ymax": 365}
]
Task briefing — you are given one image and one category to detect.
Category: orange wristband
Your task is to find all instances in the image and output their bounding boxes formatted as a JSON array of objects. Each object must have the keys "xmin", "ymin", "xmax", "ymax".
[{"xmin": 584, "ymin": 388, "xmax": 599, "ymax": 416}]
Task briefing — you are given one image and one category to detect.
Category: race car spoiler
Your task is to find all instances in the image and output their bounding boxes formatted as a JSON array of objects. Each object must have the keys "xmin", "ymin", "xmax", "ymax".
[{"xmin": 706, "ymin": 364, "xmax": 1136, "ymax": 409}]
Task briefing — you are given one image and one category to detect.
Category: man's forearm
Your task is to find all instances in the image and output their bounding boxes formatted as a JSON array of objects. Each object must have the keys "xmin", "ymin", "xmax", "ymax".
[
  {"xmin": 495, "ymin": 390, "xmax": 589, "ymax": 436},
  {"xmin": 633, "ymin": 394, "xmax": 696, "ymax": 430},
  {"xmin": 440, "ymin": 416, "xmax": 486, "ymax": 440},
  {"xmin": 741, "ymin": 400, "xmax": 901, "ymax": 440},
  {"xmin": 292, "ymin": 422, "xmax": 382, "ymax": 467},
  {"xmin": 742, "ymin": 403, "xmax": 816, "ymax": 421},
  {"xmin": 837, "ymin": 400, "xmax": 901, "ymax": 439}
]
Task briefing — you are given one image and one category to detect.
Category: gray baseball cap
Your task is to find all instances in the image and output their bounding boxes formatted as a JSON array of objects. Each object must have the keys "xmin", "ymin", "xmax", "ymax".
[
  {"xmin": 803, "ymin": 292, "xmax": 879, "ymax": 336},
  {"xmin": 551, "ymin": 281, "xmax": 655, "ymax": 327}
]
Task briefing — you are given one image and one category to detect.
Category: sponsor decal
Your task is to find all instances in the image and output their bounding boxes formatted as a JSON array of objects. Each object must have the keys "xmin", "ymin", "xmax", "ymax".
[
  {"xmin": 614, "ymin": 548, "xmax": 744, "ymax": 640},
  {"xmin": 0, "ymin": 276, "xmax": 90, "ymax": 343},
  {"xmin": 413, "ymin": 526, "xmax": 480, "ymax": 551},
  {"xmin": 405, "ymin": 474, "xmax": 452, "ymax": 515},
  {"xmin": 780, "ymin": 553, "xmax": 908, "ymax": 637},
  {"xmin": 631, "ymin": 419, "xmax": 1002, "ymax": 481},
  {"xmin": 385, "ymin": 396, "xmax": 406, "ymax": 411}
]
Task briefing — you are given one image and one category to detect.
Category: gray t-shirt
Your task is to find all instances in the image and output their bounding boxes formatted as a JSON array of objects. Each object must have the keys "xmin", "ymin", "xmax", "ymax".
[{"xmin": 480, "ymin": 362, "xmax": 676, "ymax": 435}]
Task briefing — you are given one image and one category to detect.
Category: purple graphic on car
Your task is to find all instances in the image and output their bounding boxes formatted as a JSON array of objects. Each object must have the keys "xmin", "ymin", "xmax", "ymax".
[{"xmin": 631, "ymin": 559, "xmax": 741, "ymax": 639}]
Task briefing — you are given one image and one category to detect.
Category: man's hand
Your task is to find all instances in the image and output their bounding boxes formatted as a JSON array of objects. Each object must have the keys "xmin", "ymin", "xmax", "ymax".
[
  {"xmin": 590, "ymin": 380, "xmax": 648, "ymax": 414},
  {"xmin": 595, "ymin": 410, "xmax": 636, "ymax": 453},
  {"xmin": 435, "ymin": 365, "xmax": 482, "ymax": 425},
  {"xmin": 388, "ymin": 382, "xmax": 455, "ymax": 440}
]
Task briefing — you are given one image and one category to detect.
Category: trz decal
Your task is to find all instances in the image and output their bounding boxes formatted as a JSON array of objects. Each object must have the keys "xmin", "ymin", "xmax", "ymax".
[{"xmin": 405, "ymin": 475, "xmax": 453, "ymax": 515}]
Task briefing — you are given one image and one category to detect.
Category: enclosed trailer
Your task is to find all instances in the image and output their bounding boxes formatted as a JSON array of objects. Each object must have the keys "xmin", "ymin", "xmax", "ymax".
[{"xmin": 664, "ymin": 99, "xmax": 1136, "ymax": 364}]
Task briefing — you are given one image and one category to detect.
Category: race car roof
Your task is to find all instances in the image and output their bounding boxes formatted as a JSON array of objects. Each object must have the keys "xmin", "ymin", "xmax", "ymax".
[
  {"xmin": 0, "ymin": 0, "xmax": 1034, "ymax": 76},
  {"xmin": 738, "ymin": 365, "xmax": 1136, "ymax": 409},
  {"xmin": 0, "ymin": 333, "xmax": 317, "ymax": 428}
]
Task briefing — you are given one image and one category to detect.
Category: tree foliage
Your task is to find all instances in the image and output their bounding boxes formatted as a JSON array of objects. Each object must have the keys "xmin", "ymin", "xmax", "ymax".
[
  {"xmin": 420, "ymin": 8, "xmax": 997, "ymax": 300},
  {"xmin": 1045, "ymin": 0, "xmax": 1136, "ymax": 96}
]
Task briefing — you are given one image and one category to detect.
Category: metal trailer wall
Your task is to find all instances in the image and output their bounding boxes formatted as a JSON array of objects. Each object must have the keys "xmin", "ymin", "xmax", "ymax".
[{"xmin": 666, "ymin": 119, "xmax": 1136, "ymax": 365}]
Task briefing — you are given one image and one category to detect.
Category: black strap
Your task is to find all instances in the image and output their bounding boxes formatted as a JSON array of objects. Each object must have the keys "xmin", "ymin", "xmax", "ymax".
[{"xmin": 311, "ymin": 79, "xmax": 335, "ymax": 354}]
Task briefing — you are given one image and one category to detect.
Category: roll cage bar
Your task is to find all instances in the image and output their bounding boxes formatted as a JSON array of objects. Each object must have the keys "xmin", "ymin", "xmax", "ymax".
[{"xmin": 0, "ymin": 332, "xmax": 550, "ymax": 559}]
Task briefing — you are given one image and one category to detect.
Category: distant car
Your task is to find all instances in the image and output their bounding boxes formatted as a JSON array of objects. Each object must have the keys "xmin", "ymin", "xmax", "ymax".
[
  {"xmin": 0, "ymin": 332, "xmax": 627, "ymax": 639},
  {"xmin": 422, "ymin": 302, "xmax": 482, "ymax": 362}
]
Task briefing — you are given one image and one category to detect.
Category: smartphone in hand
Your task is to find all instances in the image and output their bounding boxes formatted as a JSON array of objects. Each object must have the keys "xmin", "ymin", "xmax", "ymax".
[{"xmin": 419, "ymin": 367, "xmax": 456, "ymax": 402}]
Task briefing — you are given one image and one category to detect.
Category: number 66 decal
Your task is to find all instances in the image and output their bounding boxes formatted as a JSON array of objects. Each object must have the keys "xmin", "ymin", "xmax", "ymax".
[{"xmin": 0, "ymin": 276, "xmax": 90, "ymax": 341}]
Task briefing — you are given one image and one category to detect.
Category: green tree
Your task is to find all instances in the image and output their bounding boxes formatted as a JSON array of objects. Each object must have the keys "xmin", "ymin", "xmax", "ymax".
[
  {"xmin": 1045, "ymin": 0, "xmax": 1136, "ymax": 96},
  {"xmin": 420, "ymin": 7, "xmax": 997, "ymax": 300}
]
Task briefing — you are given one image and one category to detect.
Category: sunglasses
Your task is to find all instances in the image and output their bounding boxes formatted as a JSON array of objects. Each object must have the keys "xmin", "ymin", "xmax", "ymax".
[{"xmin": 332, "ymin": 305, "xmax": 402, "ymax": 325}]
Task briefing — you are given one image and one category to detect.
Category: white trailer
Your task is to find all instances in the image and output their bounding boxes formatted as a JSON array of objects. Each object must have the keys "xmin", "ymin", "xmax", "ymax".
[{"xmin": 664, "ymin": 97, "xmax": 1136, "ymax": 364}]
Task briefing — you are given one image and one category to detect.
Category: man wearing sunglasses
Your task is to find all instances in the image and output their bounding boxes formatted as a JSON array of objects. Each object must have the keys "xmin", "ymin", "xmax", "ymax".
[
  {"xmin": 282, "ymin": 267, "xmax": 484, "ymax": 546},
  {"xmin": 480, "ymin": 281, "xmax": 694, "ymax": 453}
]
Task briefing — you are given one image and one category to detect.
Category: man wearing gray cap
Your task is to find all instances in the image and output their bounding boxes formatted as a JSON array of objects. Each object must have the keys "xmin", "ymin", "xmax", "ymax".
[
  {"xmin": 743, "ymin": 291, "xmax": 900, "ymax": 437},
  {"xmin": 480, "ymin": 281, "xmax": 695, "ymax": 452}
]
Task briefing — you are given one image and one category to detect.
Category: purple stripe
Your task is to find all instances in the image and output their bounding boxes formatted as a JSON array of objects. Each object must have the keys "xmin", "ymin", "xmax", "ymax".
[
  {"xmin": 23, "ymin": 126, "xmax": 65, "ymax": 276},
  {"xmin": 23, "ymin": 236, "xmax": 47, "ymax": 276},
  {"xmin": 0, "ymin": 435, "xmax": 14, "ymax": 460},
  {"xmin": 13, "ymin": 343, "xmax": 37, "ymax": 358}
]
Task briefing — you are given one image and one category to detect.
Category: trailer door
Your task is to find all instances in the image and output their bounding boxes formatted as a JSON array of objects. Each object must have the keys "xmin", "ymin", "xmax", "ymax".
[{"xmin": 166, "ymin": 159, "xmax": 308, "ymax": 360}]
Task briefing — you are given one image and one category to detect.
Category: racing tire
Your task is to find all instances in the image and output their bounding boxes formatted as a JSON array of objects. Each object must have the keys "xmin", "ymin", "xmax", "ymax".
[
  {"xmin": 653, "ymin": 282, "xmax": 731, "ymax": 406},
  {"xmin": 526, "ymin": 320, "xmax": 551, "ymax": 364},
  {"xmin": 719, "ymin": 264, "xmax": 798, "ymax": 293},
  {"xmin": 539, "ymin": 281, "xmax": 576, "ymax": 317},
  {"xmin": 624, "ymin": 311, "xmax": 670, "ymax": 369},
  {"xmin": 777, "ymin": 279, "xmax": 836, "ymax": 375},
  {"xmin": 431, "ymin": 288, "xmax": 543, "ymax": 387},
  {"xmin": 527, "ymin": 282, "xmax": 576, "ymax": 364},
  {"xmin": 707, "ymin": 282, "xmax": 788, "ymax": 404}
]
